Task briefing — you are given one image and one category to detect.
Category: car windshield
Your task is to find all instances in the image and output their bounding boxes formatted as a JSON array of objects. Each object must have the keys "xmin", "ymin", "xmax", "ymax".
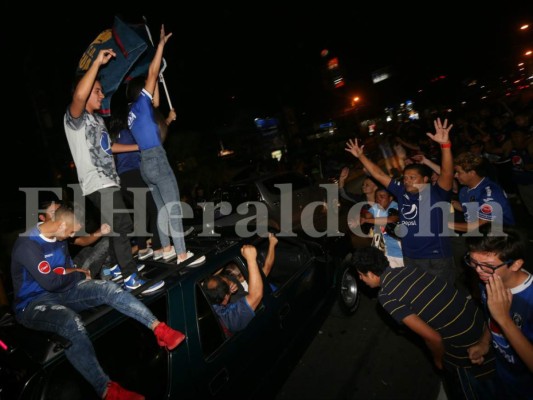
[{"xmin": 262, "ymin": 173, "xmax": 311, "ymax": 194}]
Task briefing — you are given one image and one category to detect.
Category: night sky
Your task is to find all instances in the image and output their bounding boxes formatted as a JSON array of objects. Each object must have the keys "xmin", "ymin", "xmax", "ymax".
[{"xmin": 3, "ymin": 4, "xmax": 532, "ymax": 213}]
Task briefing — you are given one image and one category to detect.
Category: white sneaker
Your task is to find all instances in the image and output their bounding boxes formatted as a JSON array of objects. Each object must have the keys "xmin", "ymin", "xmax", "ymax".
[
  {"xmin": 177, "ymin": 251, "xmax": 206, "ymax": 267},
  {"xmin": 138, "ymin": 248, "xmax": 154, "ymax": 260},
  {"xmin": 153, "ymin": 250, "xmax": 164, "ymax": 261},
  {"xmin": 162, "ymin": 249, "xmax": 177, "ymax": 261}
]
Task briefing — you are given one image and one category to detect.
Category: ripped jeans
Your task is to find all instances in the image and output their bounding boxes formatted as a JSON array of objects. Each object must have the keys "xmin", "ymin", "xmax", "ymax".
[{"xmin": 15, "ymin": 279, "xmax": 157, "ymax": 397}]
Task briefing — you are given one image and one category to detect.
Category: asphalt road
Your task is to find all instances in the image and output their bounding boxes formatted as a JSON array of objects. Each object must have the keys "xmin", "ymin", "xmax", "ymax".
[{"xmin": 274, "ymin": 290, "xmax": 443, "ymax": 400}]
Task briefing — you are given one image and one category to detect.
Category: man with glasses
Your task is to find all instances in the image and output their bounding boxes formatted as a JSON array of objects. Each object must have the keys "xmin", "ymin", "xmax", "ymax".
[{"xmin": 466, "ymin": 227, "xmax": 533, "ymax": 399}]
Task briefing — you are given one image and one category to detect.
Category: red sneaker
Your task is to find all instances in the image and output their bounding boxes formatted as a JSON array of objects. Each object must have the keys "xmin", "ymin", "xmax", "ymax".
[
  {"xmin": 154, "ymin": 322, "xmax": 186, "ymax": 350},
  {"xmin": 104, "ymin": 381, "xmax": 144, "ymax": 400}
]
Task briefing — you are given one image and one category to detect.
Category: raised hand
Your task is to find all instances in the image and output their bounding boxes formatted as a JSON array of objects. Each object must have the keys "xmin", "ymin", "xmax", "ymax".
[
  {"xmin": 426, "ymin": 118, "xmax": 453, "ymax": 144},
  {"xmin": 345, "ymin": 138, "xmax": 365, "ymax": 158},
  {"xmin": 410, "ymin": 154, "xmax": 425, "ymax": 163},
  {"xmin": 339, "ymin": 166, "xmax": 350, "ymax": 181},
  {"xmin": 268, "ymin": 232, "xmax": 278, "ymax": 247},
  {"xmin": 241, "ymin": 244, "xmax": 257, "ymax": 261},
  {"xmin": 96, "ymin": 49, "xmax": 116, "ymax": 66},
  {"xmin": 159, "ymin": 24, "xmax": 173, "ymax": 46}
]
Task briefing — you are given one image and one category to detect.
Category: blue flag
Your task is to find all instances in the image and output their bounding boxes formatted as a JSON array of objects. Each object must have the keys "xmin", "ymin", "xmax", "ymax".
[{"xmin": 77, "ymin": 16, "xmax": 155, "ymax": 116}]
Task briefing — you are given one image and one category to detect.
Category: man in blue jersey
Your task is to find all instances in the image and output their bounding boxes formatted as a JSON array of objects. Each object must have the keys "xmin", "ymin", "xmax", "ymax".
[
  {"xmin": 346, "ymin": 118, "xmax": 455, "ymax": 284},
  {"xmin": 466, "ymin": 227, "xmax": 533, "ymax": 399},
  {"xmin": 10, "ymin": 205, "xmax": 185, "ymax": 399},
  {"xmin": 354, "ymin": 246, "xmax": 497, "ymax": 400},
  {"xmin": 451, "ymin": 152, "xmax": 515, "ymax": 232}
]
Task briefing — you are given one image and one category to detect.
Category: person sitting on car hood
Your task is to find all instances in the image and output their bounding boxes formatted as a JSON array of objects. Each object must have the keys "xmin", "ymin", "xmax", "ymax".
[{"xmin": 205, "ymin": 244, "xmax": 263, "ymax": 333}]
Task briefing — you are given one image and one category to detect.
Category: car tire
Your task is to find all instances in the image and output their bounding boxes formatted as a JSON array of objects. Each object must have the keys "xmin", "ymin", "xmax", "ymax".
[{"xmin": 332, "ymin": 256, "xmax": 360, "ymax": 316}]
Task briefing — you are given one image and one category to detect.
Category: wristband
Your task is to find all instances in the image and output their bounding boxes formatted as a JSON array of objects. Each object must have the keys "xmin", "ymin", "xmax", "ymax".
[{"xmin": 440, "ymin": 142, "xmax": 452, "ymax": 149}]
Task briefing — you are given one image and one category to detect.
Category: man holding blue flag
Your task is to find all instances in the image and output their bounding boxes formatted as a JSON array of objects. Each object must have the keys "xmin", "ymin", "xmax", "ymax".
[{"xmin": 77, "ymin": 15, "xmax": 154, "ymax": 116}]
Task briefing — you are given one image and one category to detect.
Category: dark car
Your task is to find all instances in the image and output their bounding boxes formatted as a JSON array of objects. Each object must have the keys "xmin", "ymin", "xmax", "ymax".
[
  {"xmin": 202, "ymin": 171, "xmax": 328, "ymax": 232},
  {"xmin": 0, "ymin": 230, "xmax": 359, "ymax": 399}
]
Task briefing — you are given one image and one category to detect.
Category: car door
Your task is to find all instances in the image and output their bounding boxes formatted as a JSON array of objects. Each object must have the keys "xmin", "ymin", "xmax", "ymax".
[
  {"xmin": 256, "ymin": 236, "xmax": 334, "ymax": 346},
  {"xmin": 171, "ymin": 244, "xmax": 281, "ymax": 400}
]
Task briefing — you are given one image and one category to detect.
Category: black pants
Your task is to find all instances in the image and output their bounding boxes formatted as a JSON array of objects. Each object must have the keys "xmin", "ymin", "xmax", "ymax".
[{"xmin": 86, "ymin": 187, "xmax": 137, "ymax": 279}]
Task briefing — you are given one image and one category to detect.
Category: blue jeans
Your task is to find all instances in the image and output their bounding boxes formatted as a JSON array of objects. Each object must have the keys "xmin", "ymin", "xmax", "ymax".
[
  {"xmin": 15, "ymin": 279, "xmax": 157, "ymax": 397},
  {"xmin": 140, "ymin": 146, "xmax": 186, "ymax": 254}
]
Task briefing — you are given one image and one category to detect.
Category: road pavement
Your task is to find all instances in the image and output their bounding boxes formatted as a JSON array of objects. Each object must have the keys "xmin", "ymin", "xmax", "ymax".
[{"xmin": 275, "ymin": 291, "xmax": 443, "ymax": 400}]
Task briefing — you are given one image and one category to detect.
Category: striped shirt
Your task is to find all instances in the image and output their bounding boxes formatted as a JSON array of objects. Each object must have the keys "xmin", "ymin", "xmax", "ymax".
[{"xmin": 379, "ymin": 266, "xmax": 495, "ymax": 376}]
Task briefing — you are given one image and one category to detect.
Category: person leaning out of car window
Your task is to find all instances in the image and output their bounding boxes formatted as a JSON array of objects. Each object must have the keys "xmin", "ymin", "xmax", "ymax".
[
  {"xmin": 223, "ymin": 233, "xmax": 279, "ymax": 299},
  {"xmin": 205, "ymin": 244, "xmax": 263, "ymax": 334}
]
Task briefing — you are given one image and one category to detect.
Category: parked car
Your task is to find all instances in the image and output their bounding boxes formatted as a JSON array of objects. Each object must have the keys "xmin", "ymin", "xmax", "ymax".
[
  {"xmin": 200, "ymin": 171, "xmax": 328, "ymax": 233},
  {"xmin": 0, "ymin": 230, "xmax": 359, "ymax": 399}
]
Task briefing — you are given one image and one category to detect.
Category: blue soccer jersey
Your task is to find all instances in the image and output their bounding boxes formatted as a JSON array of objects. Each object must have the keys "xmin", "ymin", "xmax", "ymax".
[
  {"xmin": 458, "ymin": 177, "xmax": 515, "ymax": 226},
  {"xmin": 10, "ymin": 226, "xmax": 82, "ymax": 313},
  {"xmin": 480, "ymin": 272, "xmax": 533, "ymax": 398},
  {"xmin": 387, "ymin": 180, "xmax": 452, "ymax": 259},
  {"xmin": 128, "ymin": 89, "xmax": 163, "ymax": 151}
]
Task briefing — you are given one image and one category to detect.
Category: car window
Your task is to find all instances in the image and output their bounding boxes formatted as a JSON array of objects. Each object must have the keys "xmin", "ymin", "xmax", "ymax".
[
  {"xmin": 196, "ymin": 284, "xmax": 227, "ymax": 357},
  {"xmin": 198, "ymin": 257, "xmax": 266, "ymax": 355}
]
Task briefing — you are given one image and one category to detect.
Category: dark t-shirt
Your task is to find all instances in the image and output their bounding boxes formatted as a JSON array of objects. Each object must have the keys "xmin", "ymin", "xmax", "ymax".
[{"xmin": 379, "ymin": 266, "xmax": 494, "ymax": 375}]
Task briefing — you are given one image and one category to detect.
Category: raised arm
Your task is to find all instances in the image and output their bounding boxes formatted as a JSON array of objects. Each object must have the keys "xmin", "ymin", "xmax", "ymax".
[
  {"xmin": 262, "ymin": 233, "xmax": 278, "ymax": 277},
  {"xmin": 427, "ymin": 118, "xmax": 453, "ymax": 191},
  {"xmin": 243, "ymin": 245, "xmax": 263, "ymax": 311},
  {"xmin": 345, "ymin": 139, "xmax": 391, "ymax": 187},
  {"xmin": 411, "ymin": 154, "xmax": 441, "ymax": 175},
  {"xmin": 70, "ymin": 49, "xmax": 116, "ymax": 118},
  {"xmin": 145, "ymin": 25, "xmax": 172, "ymax": 97}
]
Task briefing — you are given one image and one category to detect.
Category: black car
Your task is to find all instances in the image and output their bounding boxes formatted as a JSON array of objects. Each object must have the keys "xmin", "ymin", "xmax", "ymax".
[
  {"xmin": 201, "ymin": 171, "xmax": 328, "ymax": 232},
  {"xmin": 0, "ymin": 230, "xmax": 359, "ymax": 399}
]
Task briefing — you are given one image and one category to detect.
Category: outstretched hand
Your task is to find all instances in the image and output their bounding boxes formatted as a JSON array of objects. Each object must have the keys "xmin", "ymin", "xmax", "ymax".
[
  {"xmin": 345, "ymin": 138, "xmax": 365, "ymax": 158},
  {"xmin": 426, "ymin": 118, "xmax": 453, "ymax": 144},
  {"xmin": 159, "ymin": 24, "xmax": 173, "ymax": 46}
]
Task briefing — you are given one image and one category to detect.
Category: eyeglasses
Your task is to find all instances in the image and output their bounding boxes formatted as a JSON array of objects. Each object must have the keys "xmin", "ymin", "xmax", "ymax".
[{"xmin": 463, "ymin": 253, "xmax": 514, "ymax": 274}]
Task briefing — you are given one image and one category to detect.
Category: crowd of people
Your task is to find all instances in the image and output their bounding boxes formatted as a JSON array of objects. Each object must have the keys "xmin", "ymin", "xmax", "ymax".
[{"xmin": 338, "ymin": 109, "xmax": 532, "ymax": 399}]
